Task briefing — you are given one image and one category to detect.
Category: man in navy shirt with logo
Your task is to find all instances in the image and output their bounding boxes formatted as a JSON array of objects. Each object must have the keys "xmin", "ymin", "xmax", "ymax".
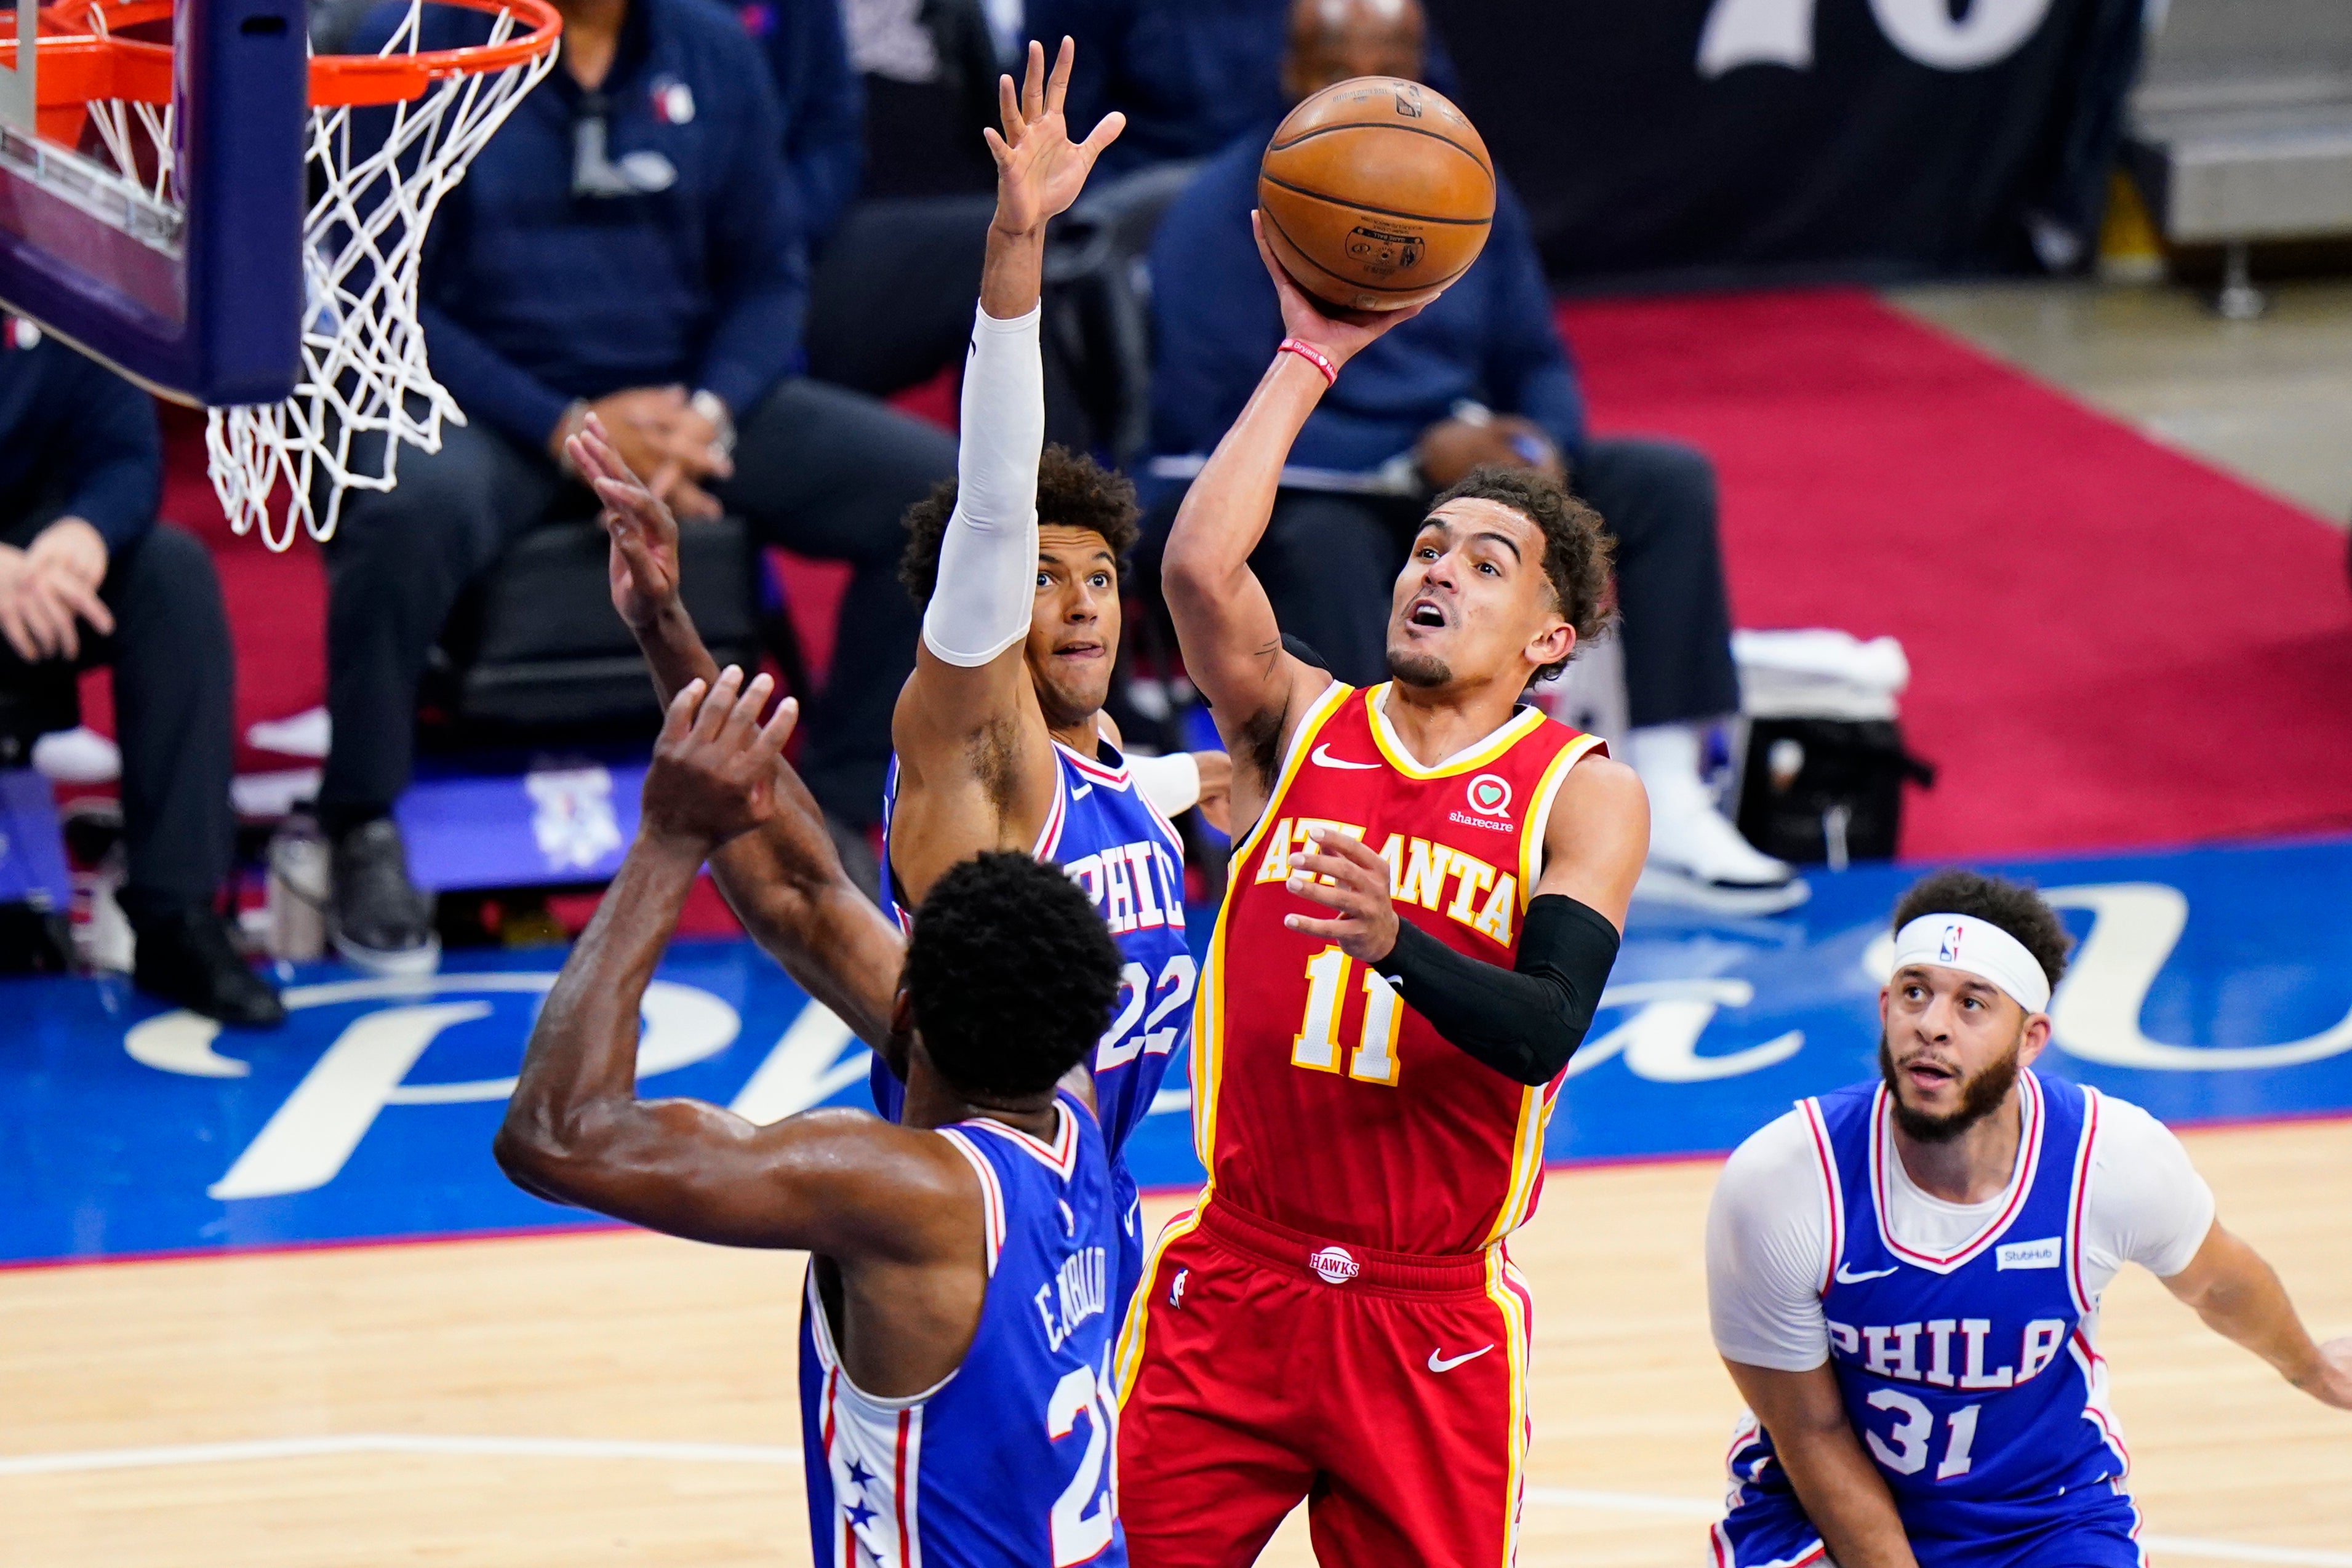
[
  {"xmin": 0, "ymin": 323, "xmax": 282, "ymax": 1025},
  {"xmin": 322, "ymin": 0, "xmax": 955, "ymax": 972}
]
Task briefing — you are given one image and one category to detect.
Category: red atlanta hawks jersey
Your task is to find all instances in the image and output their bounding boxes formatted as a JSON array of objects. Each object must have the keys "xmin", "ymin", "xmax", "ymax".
[{"xmin": 1193, "ymin": 681, "xmax": 1608, "ymax": 1256}]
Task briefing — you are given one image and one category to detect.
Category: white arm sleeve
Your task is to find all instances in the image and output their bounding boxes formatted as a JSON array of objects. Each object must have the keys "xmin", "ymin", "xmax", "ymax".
[
  {"xmin": 2078, "ymin": 1095, "xmax": 2217, "ymax": 1288},
  {"xmin": 920, "ymin": 304, "xmax": 1045, "ymax": 668},
  {"xmin": 1708, "ymin": 1110, "xmax": 1837, "ymax": 1372},
  {"xmin": 1127, "ymin": 751, "xmax": 1202, "ymax": 817}
]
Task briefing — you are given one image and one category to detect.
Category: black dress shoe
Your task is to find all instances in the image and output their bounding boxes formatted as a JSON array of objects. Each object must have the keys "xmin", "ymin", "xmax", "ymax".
[
  {"xmin": 132, "ymin": 907, "xmax": 287, "ymax": 1027},
  {"xmin": 330, "ymin": 818, "xmax": 440, "ymax": 975}
]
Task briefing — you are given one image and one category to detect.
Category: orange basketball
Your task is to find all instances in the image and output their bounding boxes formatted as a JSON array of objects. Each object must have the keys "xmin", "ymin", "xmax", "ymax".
[{"xmin": 1257, "ymin": 76, "xmax": 1495, "ymax": 313}]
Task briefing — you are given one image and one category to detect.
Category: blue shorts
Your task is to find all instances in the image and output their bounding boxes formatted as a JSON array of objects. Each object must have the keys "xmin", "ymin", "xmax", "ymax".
[{"xmin": 1714, "ymin": 1475, "xmax": 2145, "ymax": 1568}]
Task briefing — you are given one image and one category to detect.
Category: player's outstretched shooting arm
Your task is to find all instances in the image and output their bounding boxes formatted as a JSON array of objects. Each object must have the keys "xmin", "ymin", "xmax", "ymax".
[
  {"xmin": 1158, "ymin": 214, "xmax": 1422, "ymax": 830},
  {"xmin": 495, "ymin": 669, "xmax": 980, "ymax": 1263},
  {"xmin": 887, "ymin": 37, "xmax": 1124, "ymax": 900}
]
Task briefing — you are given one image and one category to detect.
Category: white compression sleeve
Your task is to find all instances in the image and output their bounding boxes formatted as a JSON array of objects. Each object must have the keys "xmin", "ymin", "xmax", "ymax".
[
  {"xmin": 921, "ymin": 303, "xmax": 1045, "ymax": 668},
  {"xmin": 1127, "ymin": 751, "xmax": 1202, "ymax": 817}
]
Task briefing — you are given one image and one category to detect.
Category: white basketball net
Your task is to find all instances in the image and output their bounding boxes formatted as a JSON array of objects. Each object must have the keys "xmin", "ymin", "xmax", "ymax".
[{"xmin": 201, "ymin": 3, "xmax": 558, "ymax": 549}]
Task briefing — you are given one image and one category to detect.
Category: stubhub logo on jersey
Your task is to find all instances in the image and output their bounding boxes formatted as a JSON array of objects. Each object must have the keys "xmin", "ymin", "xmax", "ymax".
[{"xmin": 2, "ymin": 836, "xmax": 2350, "ymax": 1263}]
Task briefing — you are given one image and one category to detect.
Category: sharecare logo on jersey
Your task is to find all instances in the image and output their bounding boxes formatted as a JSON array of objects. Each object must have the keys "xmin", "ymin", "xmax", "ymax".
[
  {"xmin": 1996, "ymin": 1236, "xmax": 2062, "ymax": 1271},
  {"xmin": 1310, "ymin": 1246, "xmax": 1360, "ymax": 1285},
  {"xmin": 1466, "ymin": 774, "xmax": 1512, "ymax": 817}
]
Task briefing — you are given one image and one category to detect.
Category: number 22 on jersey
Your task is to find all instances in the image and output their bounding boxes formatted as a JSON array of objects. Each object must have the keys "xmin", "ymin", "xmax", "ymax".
[{"xmin": 1290, "ymin": 945, "xmax": 1404, "ymax": 1086}]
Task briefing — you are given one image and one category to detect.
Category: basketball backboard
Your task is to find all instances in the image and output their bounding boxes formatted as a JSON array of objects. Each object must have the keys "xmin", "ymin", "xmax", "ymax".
[{"xmin": 0, "ymin": 0, "xmax": 304, "ymax": 404}]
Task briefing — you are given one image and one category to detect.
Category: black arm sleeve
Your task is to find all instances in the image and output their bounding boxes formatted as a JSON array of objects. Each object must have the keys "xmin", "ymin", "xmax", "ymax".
[{"xmin": 1370, "ymin": 894, "xmax": 1622, "ymax": 1086}]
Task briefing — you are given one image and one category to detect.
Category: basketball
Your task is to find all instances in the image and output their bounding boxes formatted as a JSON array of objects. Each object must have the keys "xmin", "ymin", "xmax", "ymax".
[{"xmin": 1257, "ymin": 76, "xmax": 1495, "ymax": 313}]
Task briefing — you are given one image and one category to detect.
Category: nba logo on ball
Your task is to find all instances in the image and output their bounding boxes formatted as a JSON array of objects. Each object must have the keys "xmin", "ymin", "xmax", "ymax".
[
  {"xmin": 1940, "ymin": 923, "xmax": 1964, "ymax": 962},
  {"xmin": 1311, "ymin": 1246, "xmax": 1360, "ymax": 1285},
  {"xmin": 1467, "ymin": 774, "xmax": 1512, "ymax": 817}
]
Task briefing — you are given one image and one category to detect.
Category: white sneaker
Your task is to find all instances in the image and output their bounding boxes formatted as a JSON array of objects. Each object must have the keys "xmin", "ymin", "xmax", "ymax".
[
  {"xmin": 246, "ymin": 706, "xmax": 332, "ymax": 759},
  {"xmin": 1626, "ymin": 722, "xmax": 1807, "ymax": 916},
  {"xmin": 32, "ymin": 726, "xmax": 121, "ymax": 783},
  {"xmin": 1639, "ymin": 794, "xmax": 1810, "ymax": 916}
]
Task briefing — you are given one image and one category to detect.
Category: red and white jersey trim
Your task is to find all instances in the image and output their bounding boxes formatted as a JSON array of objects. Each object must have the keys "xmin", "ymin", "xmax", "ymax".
[
  {"xmin": 2066, "ymin": 1086, "xmax": 2104, "ymax": 1317},
  {"xmin": 1800, "ymin": 1097, "xmax": 1844, "ymax": 1296},
  {"xmin": 1867, "ymin": 1073, "xmax": 2046, "ymax": 1273},
  {"xmin": 937, "ymin": 1129, "xmax": 1007, "ymax": 1277},
  {"xmin": 807, "ymin": 1274, "xmax": 944, "ymax": 1568},
  {"xmin": 960, "ymin": 1101, "xmax": 1081, "ymax": 1181}
]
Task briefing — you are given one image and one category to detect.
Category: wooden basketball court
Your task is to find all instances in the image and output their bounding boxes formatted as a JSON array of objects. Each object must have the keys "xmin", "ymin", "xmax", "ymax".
[{"xmin": 6, "ymin": 1118, "xmax": 2344, "ymax": 1567}]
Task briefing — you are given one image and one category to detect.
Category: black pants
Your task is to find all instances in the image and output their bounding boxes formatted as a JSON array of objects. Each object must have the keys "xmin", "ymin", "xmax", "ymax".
[
  {"xmin": 321, "ymin": 377, "xmax": 956, "ymax": 828},
  {"xmin": 806, "ymin": 196, "xmax": 994, "ymax": 400},
  {"xmin": 0, "ymin": 524, "xmax": 236, "ymax": 916},
  {"xmin": 1230, "ymin": 438, "xmax": 1741, "ymax": 727}
]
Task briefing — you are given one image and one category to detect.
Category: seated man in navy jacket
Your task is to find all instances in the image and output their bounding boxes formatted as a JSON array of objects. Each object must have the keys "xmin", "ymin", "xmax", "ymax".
[
  {"xmin": 325, "ymin": 0, "xmax": 956, "ymax": 972},
  {"xmin": 1147, "ymin": 0, "xmax": 1801, "ymax": 913},
  {"xmin": 0, "ymin": 323, "xmax": 282, "ymax": 1024}
]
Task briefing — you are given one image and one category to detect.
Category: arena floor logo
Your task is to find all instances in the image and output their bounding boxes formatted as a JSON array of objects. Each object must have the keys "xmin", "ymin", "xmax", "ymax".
[
  {"xmin": 1, "ymin": 837, "xmax": 2345, "ymax": 1263},
  {"xmin": 1697, "ymin": 0, "xmax": 2056, "ymax": 76}
]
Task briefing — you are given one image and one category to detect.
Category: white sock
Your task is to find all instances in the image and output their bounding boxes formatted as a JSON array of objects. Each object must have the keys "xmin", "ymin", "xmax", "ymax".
[{"xmin": 1625, "ymin": 724, "xmax": 1711, "ymax": 813}]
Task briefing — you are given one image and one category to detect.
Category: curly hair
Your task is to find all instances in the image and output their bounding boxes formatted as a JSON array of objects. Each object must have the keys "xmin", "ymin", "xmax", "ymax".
[
  {"xmin": 905, "ymin": 851, "xmax": 1122, "ymax": 1100},
  {"xmin": 1428, "ymin": 465, "xmax": 1615, "ymax": 682},
  {"xmin": 898, "ymin": 446, "xmax": 1142, "ymax": 607},
  {"xmin": 1892, "ymin": 869, "xmax": 2073, "ymax": 991}
]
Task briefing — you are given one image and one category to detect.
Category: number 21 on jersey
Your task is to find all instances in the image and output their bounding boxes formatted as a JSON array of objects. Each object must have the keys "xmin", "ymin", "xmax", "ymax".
[{"xmin": 1290, "ymin": 945, "xmax": 1403, "ymax": 1086}]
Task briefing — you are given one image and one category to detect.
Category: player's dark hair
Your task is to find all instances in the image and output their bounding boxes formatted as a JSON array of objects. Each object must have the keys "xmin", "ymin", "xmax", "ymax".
[
  {"xmin": 905, "ymin": 851, "xmax": 1122, "ymax": 1100},
  {"xmin": 1891, "ymin": 869, "xmax": 2073, "ymax": 989},
  {"xmin": 1429, "ymin": 464, "xmax": 1615, "ymax": 682},
  {"xmin": 898, "ymin": 445, "xmax": 1142, "ymax": 606}
]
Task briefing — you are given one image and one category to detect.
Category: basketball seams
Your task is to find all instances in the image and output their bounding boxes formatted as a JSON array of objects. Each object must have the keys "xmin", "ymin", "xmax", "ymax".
[
  {"xmin": 1257, "ymin": 172, "xmax": 1495, "ymax": 228},
  {"xmin": 1264, "ymin": 119, "xmax": 1495, "ymax": 182}
]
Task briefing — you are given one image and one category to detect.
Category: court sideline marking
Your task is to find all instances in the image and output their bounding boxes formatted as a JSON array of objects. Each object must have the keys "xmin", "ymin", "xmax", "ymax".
[{"xmin": 1, "ymin": 1434, "xmax": 2344, "ymax": 1566}]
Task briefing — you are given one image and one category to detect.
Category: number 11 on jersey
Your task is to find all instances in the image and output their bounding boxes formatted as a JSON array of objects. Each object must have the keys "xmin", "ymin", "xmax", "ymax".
[{"xmin": 1289, "ymin": 945, "xmax": 1404, "ymax": 1086}]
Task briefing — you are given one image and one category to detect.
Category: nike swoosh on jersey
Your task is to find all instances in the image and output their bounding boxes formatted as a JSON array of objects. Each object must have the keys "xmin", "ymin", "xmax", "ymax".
[
  {"xmin": 1070, "ymin": 782, "xmax": 1093, "ymax": 801},
  {"xmin": 1426, "ymin": 1345, "xmax": 1494, "ymax": 1373},
  {"xmin": 1310, "ymin": 743, "xmax": 1380, "ymax": 770},
  {"xmin": 1834, "ymin": 1262, "xmax": 1900, "ymax": 1284}
]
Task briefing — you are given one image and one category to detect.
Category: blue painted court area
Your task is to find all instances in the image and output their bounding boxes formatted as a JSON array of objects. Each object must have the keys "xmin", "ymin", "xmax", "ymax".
[{"xmin": 4, "ymin": 836, "xmax": 2350, "ymax": 1266}]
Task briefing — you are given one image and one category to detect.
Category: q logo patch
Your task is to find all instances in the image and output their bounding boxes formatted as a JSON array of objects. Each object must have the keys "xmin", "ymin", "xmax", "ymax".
[{"xmin": 1467, "ymin": 774, "xmax": 1512, "ymax": 817}]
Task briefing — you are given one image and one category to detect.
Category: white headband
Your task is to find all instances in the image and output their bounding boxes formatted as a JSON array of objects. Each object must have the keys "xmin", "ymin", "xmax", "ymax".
[{"xmin": 1889, "ymin": 913, "xmax": 2052, "ymax": 1015}]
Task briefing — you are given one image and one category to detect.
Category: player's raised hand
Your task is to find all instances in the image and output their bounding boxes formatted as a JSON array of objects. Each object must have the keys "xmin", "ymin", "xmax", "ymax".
[
  {"xmin": 574, "ymin": 412, "xmax": 684, "ymax": 634},
  {"xmin": 1251, "ymin": 210, "xmax": 1427, "ymax": 374},
  {"xmin": 642, "ymin": 666, "xmax": 801, "ymax": 850},
  {"xmin": 1282, "ymin": 826, "xmax": 1401, "ymax": 963},
  {"xmin": 985, "ymin": 37, "xmax": 1124, "ymax": 238}
]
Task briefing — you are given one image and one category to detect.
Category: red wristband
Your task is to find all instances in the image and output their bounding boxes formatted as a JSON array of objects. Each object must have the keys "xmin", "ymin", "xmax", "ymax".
[{"xmin": 1278, "ymin": 337, "xmax": 1338, "ymax": 387}]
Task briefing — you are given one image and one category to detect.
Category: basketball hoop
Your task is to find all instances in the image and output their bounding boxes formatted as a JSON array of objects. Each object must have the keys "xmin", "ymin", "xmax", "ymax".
[{"xmin": 4, "ymin": 0, "xmax": 561, "ymax": 549}]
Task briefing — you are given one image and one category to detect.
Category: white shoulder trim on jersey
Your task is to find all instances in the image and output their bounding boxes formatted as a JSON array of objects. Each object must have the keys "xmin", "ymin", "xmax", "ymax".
[
  {"xmin": 1032, "ymin": 758, "xmax": 1070, "ymax": 862},
  {"xmin": 1366, "ymin": 682, "xmax": 1545, "ymax": 776},
  {"xmin": 2066, "ymin": 1085, "xmax": 2103, "ymax": 1318},
  {"xmin": 803, "ymin": 1266, "xmax": 963, "ymax": 1410},
  {"xmin": 937, "ymin": 1129, "xmax": 1006, "ymax": 1277},
  {"xmin": 1799, "ymin": 1097, "xmax": 1844, "ymax": 1297},
  {"xmin": 1870, "ymin": 1073, "xmax": 2046, "ymax": 1273},
  {"xmin": 1521, "ymin": 730, "xmax": 1607, "ymax": 900}
]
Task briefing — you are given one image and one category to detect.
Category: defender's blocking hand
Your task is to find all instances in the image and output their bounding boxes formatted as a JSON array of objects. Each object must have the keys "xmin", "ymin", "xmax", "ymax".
[
  {"xmin": 1283, "ymin": 826, "xmax": 1401, "ymax": 964},
  {"xmin": 642, "ymin": 666, "xmax": 801, "ymax": 850},
  {"xmin": 985, "ymin": 37, "xmax": 1124, "ymax": 238},
  {"xmin": 574, "ymin": 412, "xmax": 685, "ymax": 633}
]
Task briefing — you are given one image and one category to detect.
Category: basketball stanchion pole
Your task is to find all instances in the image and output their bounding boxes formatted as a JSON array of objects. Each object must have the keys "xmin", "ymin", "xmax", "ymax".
[{"xmin": 2, "ymin": 0, "xmax": 561, "ymax": 548}]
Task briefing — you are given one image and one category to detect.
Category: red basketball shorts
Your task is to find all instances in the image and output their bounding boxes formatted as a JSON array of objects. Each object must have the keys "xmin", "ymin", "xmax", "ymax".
[{"xmin": 1113, "ymin": 1196, "xmax": 1535, "ymax": 1568}]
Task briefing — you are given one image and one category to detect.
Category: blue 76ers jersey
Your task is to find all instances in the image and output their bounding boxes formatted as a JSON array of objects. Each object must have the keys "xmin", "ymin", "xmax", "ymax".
[
  {"xmin": 875, "ymin": 739, "xmax": 1196, "ymax": 1314},
  {"xmin": 799, "ymin": 1091, "xmax": 1126, "ymax": 1568},
  {"xmin": 1716, "ymin": 1071, "xmax": 2142, "ymax": 1568}
]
